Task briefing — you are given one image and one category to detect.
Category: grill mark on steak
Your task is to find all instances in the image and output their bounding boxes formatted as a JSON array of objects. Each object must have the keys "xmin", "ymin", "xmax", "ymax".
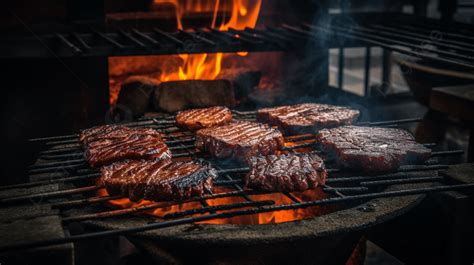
[
  {"xmin": 127, "ymin": 161, "xmax": 171, "ymax": 201},
  {"xmin": 195, "ymin": 121, "xmax": 284, "ymax": 163},
  {"xmin": 257, "ymin": 103, "xmax": 360, "ymax": 135},
  {"xmin": 316, "ymin": 126, "xmax": 432, "ymax": 173},
  {"xmin": 101, "ymin": 159, "xmax": 217, "ymax": 201},
  {"xmin": 80, "ymin": 125, "xmax": 162, "ymax": 146},
  {"xmin": 176, "ymin": 106, "xmax": 233, "ymax": 131},
  {"xmin": 80, "ymin": 125, "xmax": 120, "ymax": 145},
  {"xmin": 83, "ymin": 128, "xmax": 171, "ymax": 168},
  {"xmin": 245, "ymin": 153, "xmax": 327, "ymax": 192}
]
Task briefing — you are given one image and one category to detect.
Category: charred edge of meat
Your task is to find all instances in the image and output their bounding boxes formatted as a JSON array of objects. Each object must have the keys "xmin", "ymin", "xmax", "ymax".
[
  {"xmin": 144, "ymin": 160, "xmax": 217, "ymax": 201},
  {"xmin": 101, "ymin": 159, "xmax": 217, "ymax": 202}
]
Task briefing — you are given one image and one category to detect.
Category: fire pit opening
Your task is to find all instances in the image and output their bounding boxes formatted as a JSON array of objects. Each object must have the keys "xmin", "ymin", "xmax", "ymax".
[{"xmin": 107, "ymin": 0, "xmax": 326, "ymax": 116}]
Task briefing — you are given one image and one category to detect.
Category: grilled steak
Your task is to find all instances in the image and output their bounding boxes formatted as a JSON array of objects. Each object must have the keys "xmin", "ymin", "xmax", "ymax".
[
  {"xmin": 84, "ymin": 133, "xmax": 171, "ymax": 167},
  {"xmin": 257, "ymin": 103, "xmax": 360, "ymax": 135},
  {"xmin": 101, "ymin": 159, "xmax": 217, "ymax": 201},
  {"xmin": 316, "ymin": 126, "xmax": 432, "ymax": 172},
  {"xmin": 245, "ymin": 153, "xmax": 327, "ymax": 192},
  {"xmin": 80, "ymin": 125, "xmax": 162, "ymax": 146},
  {"xmin": 195, "ymin": 121, "xmax": 284, "ymax": 163},
  {"xmin": 176, "ymin": 106, "xmax": 233, "ymax": 131},
  {"xmin": 80, "ymin": 125, "xmax": 122, "ymax": 145}
]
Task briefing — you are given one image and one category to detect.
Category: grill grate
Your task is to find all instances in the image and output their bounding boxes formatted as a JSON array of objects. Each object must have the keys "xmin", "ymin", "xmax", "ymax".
[
  {"xmin": 0, "ymin": 111, "xmax": 472, "ymax": 252},
  {"xmin": 2, "ymin": 13, "xmax": 474, "ymax": 70}
]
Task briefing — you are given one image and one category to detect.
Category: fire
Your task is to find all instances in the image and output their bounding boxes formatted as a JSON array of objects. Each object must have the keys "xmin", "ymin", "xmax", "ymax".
[
  {"xmin": 100, "ymin": 187, "xmax": 331, "ymax": 225},
  {"xmin": 152, "ymin": 0, "xmax": 261, "ymax": 81},
  {"xmin": 109, "ymin": 0, "xmax": 262, "ymax": 105}
]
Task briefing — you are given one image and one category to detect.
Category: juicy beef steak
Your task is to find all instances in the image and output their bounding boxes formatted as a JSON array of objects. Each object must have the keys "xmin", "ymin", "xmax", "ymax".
[
  {"xmin": 101, "ymin": 159, "xmax": 217, "ymax": 201},
  {"xmin": 195, "ymin": 121, "xmax": 284, "ymax": 163},
  {"xmin": 245, "ymin": 153, "xmax": 327, "ymax": 192},
  {"xmin": 257, "ymin": 103, "xmax": 360, "ymax": 135},
  {"xmin": 80, "ymin": 125, "xmax": 163, "ymax": 146},
  {"xmin": 176, "ymin": 106, "xmax": 233, "ymax": 131},
  {"xmin": 316, "ymin": 126, "xmax": 432, "ymax": 172},
  {"xmin": 84, "ymin": 131, "xmax": 171, "ymax": 168}
]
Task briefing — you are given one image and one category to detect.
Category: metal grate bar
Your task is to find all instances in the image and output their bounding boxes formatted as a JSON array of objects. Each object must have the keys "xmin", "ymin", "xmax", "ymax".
[
  {"xmin": 354, "ymin": 25, "xmax": 474, "ymax": 55},
  {"xmin": 0, "ymin": 185, "xmax": 102, "ymax": 205},
  {"xmin": 288, "ymin": 23, "xmax": 474, "ymax": 69},
  {"xmin": 360, "ymin": 176, "xmax": 445, "ymax": 187},
  {"xmin": 119, "ymin": 30, "xmax": 146, "ymax": 48},
  {"xmin": 153, "ymin": 28, "xmax": 183, "ymax": 45},
  {"xmin": 0, "ymin": 173, "xmax": 100, "ymax": 191},
  {"xmin": 2, "ymin": 183, "xmax": 473, "ymax": 253},
  {"xmin": 370, "ymin": 24, "xmax": 473, "ymax": 49},
  {"xmin": 72, "ymin": 33, "xmax": 91, "ymax": 50},
  {"xmin": 179, "ymin": 30, "xmax": 216, "ymax": 46},
  {"xmin": 93, "ymin": 30, "xmax": 125, "ymax": 49},
  {"xmin": 5, "ymin": 15, "xmax": 474, "ymax": 59},
  {"xmin": 56, "ymin": 33, "xmax": 82, "ymax": 53},
  {"xmin": 51, "ymin": 194, "xmax": 123, "ymax": 209},
  {"xmin": 163, "ymin": 200, "xmax": 275, "ymax": 219},
  {"xmin": 132, "ymin": 29, "xmax": 161, "ymax": 46},
  {"xmin": 327, "ymin": 24, "xmax": 474, "ymax": 62}
]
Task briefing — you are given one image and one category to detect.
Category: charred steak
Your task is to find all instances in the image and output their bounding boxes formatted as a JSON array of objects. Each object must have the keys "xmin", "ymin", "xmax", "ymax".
[
  {"xmin": 80, "ymin": 125, "xmax": 162, "ymax": 146},
  {"xmin": 316, "ymin": 126, "xmax": 431, "ymax": 172},
  {"xmin": 80, "ymin": 125, "xmax": 122, "ymax": 145},
  {"xmin": 245, "ymin": 153, "xmax": 327, "ymax": 192},
  {"xmin": 101, "ymin": 159, "xmax": 217, "ymax": 201},
  {"xmin": 257, "ymin": 103, "xmax": 360, "ymax": 135},
  {"xmin": 84, "ymin": 132, "xmax": 171, "ymax": 167},
  {"xmin": 195, "ymin": 121, "xmax": 284, "ymax": 163},
  {"xmin": 176, "ymin": 106, "xmax": 233, "ymax": 131}
]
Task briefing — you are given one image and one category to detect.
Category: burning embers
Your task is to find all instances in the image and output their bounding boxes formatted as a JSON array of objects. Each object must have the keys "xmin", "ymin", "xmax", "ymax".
[
  {"xmin": 108, "ymin": 0, "xmax": 264, "ymax": 107},
  {"xmin": 98, "ymin": 177, "xmax": 331, "ymax": 225}
]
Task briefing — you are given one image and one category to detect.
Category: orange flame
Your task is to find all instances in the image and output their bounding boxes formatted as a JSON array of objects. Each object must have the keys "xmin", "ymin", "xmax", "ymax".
[
  {"xmin": 153, "ymin": 0, "xmax": 262, "ymax": 81},
  {"xmin": 100, "ymin": 187, "xmax": 331, "ymax": 225}
]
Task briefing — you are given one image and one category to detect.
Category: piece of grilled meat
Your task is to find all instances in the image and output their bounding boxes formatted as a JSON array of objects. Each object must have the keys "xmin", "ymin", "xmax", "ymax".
[
  {"xmin": 80, "ymin": 125, "xmax": 122, "ymax": 146},
  {"xmin": 84, "ymin": 132, "xmax": 171, "ymax": 168},
  {"xmin": 195, "ymin": 121, "xmax": 284, "ymax": 163},
  {"xmin": 101, "ymin": 159, "xmax": 217, "ymax": 201},
  {"xmin": 316, "ymin": 126, "xmax": 431, "ymax": 173},
  {"xmin": 245, "ymin": 153, "xmax": 327, "ymax": 192},
  {"xmin": 80, "ymin": 125, "xmax": 163, "ymax": 146},
  {"xmin": 176, "ymin": 106, "xmax": 233, "ymax": 131},
  {"xmin": 257, "ymin": 103, "xmax": 360, "ymax": 135}
]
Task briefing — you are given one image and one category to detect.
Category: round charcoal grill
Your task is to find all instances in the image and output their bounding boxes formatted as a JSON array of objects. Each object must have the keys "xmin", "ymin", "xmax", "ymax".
[
  {"xmin": 2, "ymin": 112, "xmax": 472, "ymax": 265},
  {"xmin": 2, "ymin": 112, "xmax": 473, "ymax": 264}
]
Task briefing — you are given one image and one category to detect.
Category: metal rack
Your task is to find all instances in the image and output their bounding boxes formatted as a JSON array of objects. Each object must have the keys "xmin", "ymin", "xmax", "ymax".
[
  {"xmin": 2, "ymin": 13, "xmax": 473, "ymax": 71},
  {"xmin": 0, "ymin": 112, "xmax": 472, "ymax": 252}
]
